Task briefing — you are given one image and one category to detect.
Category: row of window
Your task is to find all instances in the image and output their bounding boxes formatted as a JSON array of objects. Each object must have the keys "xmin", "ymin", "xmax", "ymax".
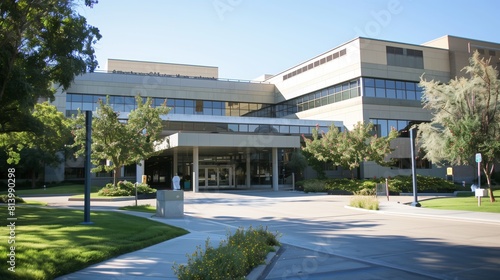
[
  {"xmin": 271, "ymin": 79, "xmax": 361, "ymax": 118},
  {"xmin": 67, "ymin": 77, "xmax": 423, "ymax": 120},
  {"xmin": 386, "ymin": 46, "xmax": 424, "ymax": 69},
  {"xmin": 282, "ymin": 48, "xmax": 347, "ymax": 81},
  {"xmin": 66, "ymin": 94, "xmax": 271, "ymax": 117},
  {"xmin": 364, "ymin": 78, "xmax": 423, "ymax": 100},
  {"xmin": 370, "ymin": 118, "xmax": 412, "ymax": 137}
]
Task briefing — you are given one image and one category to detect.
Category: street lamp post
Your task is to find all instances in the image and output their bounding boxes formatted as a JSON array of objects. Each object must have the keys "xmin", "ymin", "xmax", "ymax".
[{"xmin": 410, "ymin": 127, "xmax": 421, "ymax": 207}]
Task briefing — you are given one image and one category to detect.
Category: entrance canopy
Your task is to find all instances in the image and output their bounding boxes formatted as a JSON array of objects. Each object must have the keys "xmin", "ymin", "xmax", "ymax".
[{"xmin": 155, "ymin": 132, "xmax": 301, "ymax": 152}]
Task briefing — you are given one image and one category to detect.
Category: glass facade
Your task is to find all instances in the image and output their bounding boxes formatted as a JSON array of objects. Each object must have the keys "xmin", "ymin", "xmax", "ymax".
[
  {"xmin": 65, "ymin": 93, "xmax": 271, "ymax": 118},
  {"xmin": 163, "ymin": 121, "xmax": 329, "ymax": 136}
]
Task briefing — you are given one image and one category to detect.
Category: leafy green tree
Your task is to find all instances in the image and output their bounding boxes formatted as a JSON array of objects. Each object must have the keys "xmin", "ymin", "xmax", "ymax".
[
  {"xmin": 303, "ymin": 122, "xmax": 398, "ymax": 178},
  {"xmin": 71, "ymin": 96, "xmax": 170, "ymax": 185},
  {"xmin": 0, "ymin": 102, "xmax": 72, "ymax": 187},
  {"xmin": 419, "ymin": 51, "xmax": 500, "ymax": 202},
  {"xmin": 0, "ymin": 0, "xmax": 101, "ymax": 135}
]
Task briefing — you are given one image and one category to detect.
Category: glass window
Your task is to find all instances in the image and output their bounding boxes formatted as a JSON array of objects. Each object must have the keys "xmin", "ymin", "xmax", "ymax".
[
  {"xmin": 184, "ymin": 107, "xmax": 194, "ymax": 114},
  {"xmin": 72, "ymin": 94, "xmax": 83, "ymax": 102},
  {"xmin": 228, "ymin": 124, "xmax": 238, "ymax": 132},
  {"xmin": 124, "ymin": 97, "xmax": 134, "ymax": 105},
  {"xmin": 125, "ymin": 104, "xmax": 135, "ymax": 112},
  {"xmin": 174, "ymin": 107, "xmax": 185, "ymax": 114},
  {"xmin": 213, "ymin": 101, "xmax": 223, "ymax": 109},
  {"xmin": 203, "ymin": 108, "xmax": 212, "ymax": 115},
  {"xmin": 290, "ymin": 126, "xmax": 299, "ymax": 134},
  {"xmin": 66, "ymin": 94, "xmax": 73, "ymax": 102},
  {"xmin": 398, "ymin": 120, "xmax": 408, "ymax": 131},
  {"xmin": 375, "ymin": 79, "xmax": 385, "ymax": 88},
  {"xmin": 213, "ymin": 109, "xmax": 223, "ymax": 116},
  {"xmin": 364, "ymin": 87, "xmax": 376, "ymax": 97},
  {"xmin": 342, "ymin": 82, "xmax": 349, "ymax": 91},
  {"xmin": 406, "ymin": 91, "xmax": 416, "ymax": 100},
  {"xmin": 239, "ymin": 124, "xmax": 248, "ymax": 132},
  {"xmin": 378, "ymin": 119, "xmax": 388, "ymax": 137},
  {"xmin": 388, "ymin": 120, "xmax": 398, "ymax": 131},
  {"xmin": 279, "ymin": 126, "xmax": 289, "ymax": 134},
  {"xmin": 386, "ymin": 89, "xmax": 396, "ymax": 99},
  {"xmin": 364, "ymin": 78, "xmax": 375, "ymax": 87},
  {"xmin": 111, "ymin": 96, "xmax": 124, "ymax": 104},
  {"xmin": 82, "ymin": 103, "xmax": 92, "ymax": 111},
  {"xmin": 175, "ymin": 99, "xmax": 185, "ymax": 107},
  {"xmin": 300, "ymin": 126, "xmax": 309, "ymax": 134},
  {"xmin": 375, "ymin": 88, "xmax": 386, "ymax": 98},
  {"xmin": 82, "ymin": 95, "xmax": 93, "ymax": 102},
  {"xmin": 396, "ymin": 89, "xmax": 406, "ymax": 99},
  {"xmin": 386, "ymin": 80, "xmax": 396, "ymax": 89},
  {"xmin": 249, "ymin": 124, "xmax": 259, "ymax": 132},
  {"xmin": 396, "ymin": 81, "xmax": 405, "ymax": 89},
  {"xmin": 405, "ymin": 82, "xmax": 416, "ymax": 91}
]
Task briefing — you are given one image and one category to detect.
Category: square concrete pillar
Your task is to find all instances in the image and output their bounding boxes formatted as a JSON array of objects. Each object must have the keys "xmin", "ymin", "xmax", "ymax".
[{"xmin": 156, "ymin": 190, "xmax": 184, "ymax": 218}]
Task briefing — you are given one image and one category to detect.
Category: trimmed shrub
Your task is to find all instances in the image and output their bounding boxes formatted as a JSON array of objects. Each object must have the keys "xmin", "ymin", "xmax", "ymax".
[
  {"xmin": 300, "ymin": 175, "xmax": 458, "ymax": 194},
  {"xmin": 97, "ymin": 181, "xmax": 156, "ymax": 196}
]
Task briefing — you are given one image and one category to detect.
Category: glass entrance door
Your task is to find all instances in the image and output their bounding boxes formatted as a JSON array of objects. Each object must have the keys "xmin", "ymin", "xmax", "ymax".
[{"xmin": 199, "ymin": 166, "xmax": 233, "ymax": 188}]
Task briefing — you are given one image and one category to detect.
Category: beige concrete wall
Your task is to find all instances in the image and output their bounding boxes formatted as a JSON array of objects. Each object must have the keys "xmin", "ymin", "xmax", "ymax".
[
  {"xmin": 296, "ymin": 97, "xmax": 364, "ymax": 129},
  {"xmin": 108, "ymin": 59, "xmax": 219, "ymax": 78},
  {"xmin": 423, "ymin": 35, "xmax": 500, "ymax": 79},
  {"xmin": 67, "ymin": 72, "xmax": 275, "ymax": 104},
  {"xmin": 268, "ymin": 39, "xmax": 362, "ymax": 102}
]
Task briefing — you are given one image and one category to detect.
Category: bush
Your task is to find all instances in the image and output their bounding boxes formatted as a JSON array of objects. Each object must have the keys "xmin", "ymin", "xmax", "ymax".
[
  {"xmin": 173, "ymin": 226, "xmax": 280, "ymax": 280},
  {"xmin": 97, "ymin": 181, "xmax": 156, "ymax": 196},
  {"xmin": 0, "ymin": 195, "xmax": 24, "ymax": 203},
  {"xmin": 350, "ymin": 194, "xmax": 379, "ymax": 210}
]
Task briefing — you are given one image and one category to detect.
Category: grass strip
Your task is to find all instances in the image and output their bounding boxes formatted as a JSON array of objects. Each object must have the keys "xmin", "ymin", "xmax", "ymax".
[
  {"xmin": 0, "ymin": 206, "xmax": 188, "ymax": 280},
  {"xmin": 420, "ymin": 190, "xmax": 500, "ymax": 213},
  {"xmin": 120, "ymin": 204, "xmax": 156, "ymax": 213}
]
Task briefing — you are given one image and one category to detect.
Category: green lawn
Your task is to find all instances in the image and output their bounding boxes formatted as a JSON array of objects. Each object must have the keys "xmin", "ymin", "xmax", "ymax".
[
  {"xmin": 120, "ymin": 204, "xmax": 156, "ymax": 213},
  {"xmin": 4, "ymin": 184, "xmax": 100, "ymax": 196},
  {"xmin": 0, "ymin": 206, "xmax": 188, "ymax": 280},
  {"xmin": 420, "ymin": 190, "xmax": 500, "ymax": 213}
]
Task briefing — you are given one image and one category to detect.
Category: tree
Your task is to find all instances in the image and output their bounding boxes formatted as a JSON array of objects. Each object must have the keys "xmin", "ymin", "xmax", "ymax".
[
  {"xmin": 0, "ymin": 102, "xmax": 72, "ymax": 187},
  {"xmin": 419, "ymin": 51, "xmax": 500, "ymax": 202},
  {"xmin": 303, "ymin": 122, "xmax": 398, "ymax": 178},
  {"xmin": 0, "ymin": 0, "xmax": 101, "ymax": 135},
  {"xmin": 71, "ymin": 96, "xmax": 170, "ymax": 185}
]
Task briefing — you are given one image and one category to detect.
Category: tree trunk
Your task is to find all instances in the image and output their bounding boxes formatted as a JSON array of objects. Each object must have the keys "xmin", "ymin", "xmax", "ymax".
[
  {"xmin": 31, "ymin": 170, "xmax": 36, "ymax": 189},
  {"xmin": 485, "ymin": 174, "xmax": 496, "ymax": 203},
  {"xmin": 113, "ymin": 166, "xmax": 122, "ymax": 186}
]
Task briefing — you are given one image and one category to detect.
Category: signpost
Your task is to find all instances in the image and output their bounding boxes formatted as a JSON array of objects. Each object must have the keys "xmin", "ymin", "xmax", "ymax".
[{"xmin": 475, "ymin": 153, "xmax": 482, "ymax": 206}]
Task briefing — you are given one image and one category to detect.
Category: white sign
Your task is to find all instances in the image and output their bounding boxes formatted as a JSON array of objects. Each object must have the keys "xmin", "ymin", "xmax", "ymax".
[{"xmin": 475, "ymin": 153, "xmax": 482, "ymax": 163}]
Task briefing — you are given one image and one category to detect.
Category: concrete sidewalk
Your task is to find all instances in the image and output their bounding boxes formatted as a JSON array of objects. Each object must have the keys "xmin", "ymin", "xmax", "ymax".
[{"xmin": 30, "ymin": 192, "xmax": 499, "ymax": 280}]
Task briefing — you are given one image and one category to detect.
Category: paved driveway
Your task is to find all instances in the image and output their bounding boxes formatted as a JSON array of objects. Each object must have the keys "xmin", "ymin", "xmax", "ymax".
[{"xmin": 26, "ymin": 190, "xmax": 500, "ymax": 279}]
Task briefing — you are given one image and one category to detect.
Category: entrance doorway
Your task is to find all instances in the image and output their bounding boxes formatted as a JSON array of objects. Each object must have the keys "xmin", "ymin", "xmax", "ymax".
[{"xmin": 199, "ymin": 165, "xmax": 234, "ymax": 188}]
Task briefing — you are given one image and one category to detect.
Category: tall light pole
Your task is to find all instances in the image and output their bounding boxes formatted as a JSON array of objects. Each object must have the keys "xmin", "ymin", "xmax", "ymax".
[
  {"xmin": 82, "ymin": 110, "xmax": 94, "ymax": 224},
  {"xmin": 410, "ymin": 127, "xmax": 421, "ymax": 207}
]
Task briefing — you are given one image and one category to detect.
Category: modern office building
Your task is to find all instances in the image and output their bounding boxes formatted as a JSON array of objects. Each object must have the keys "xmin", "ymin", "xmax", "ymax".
[{"xmin": 47, "ymin": 35, "xmax": 500, "ymax": 189}]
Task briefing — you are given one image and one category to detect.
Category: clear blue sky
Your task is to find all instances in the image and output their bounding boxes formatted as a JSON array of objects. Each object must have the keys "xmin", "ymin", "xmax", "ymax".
[{"xmin": 78, "ymin": 0, "xmax": 500, "ymax": 80}]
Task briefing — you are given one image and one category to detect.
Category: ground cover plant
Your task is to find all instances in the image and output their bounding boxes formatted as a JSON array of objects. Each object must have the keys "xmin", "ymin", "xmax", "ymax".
[
  {"xmin": 420, "ymin": 190, "xmax": 500, "ymax": 213},
  {"xmin": 173, "ymin": 226, "xmax": 280, "ymax": 280},
  {"xmin": 0, "ymin": 207, "xmax": 188, "ymax": 280}
]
